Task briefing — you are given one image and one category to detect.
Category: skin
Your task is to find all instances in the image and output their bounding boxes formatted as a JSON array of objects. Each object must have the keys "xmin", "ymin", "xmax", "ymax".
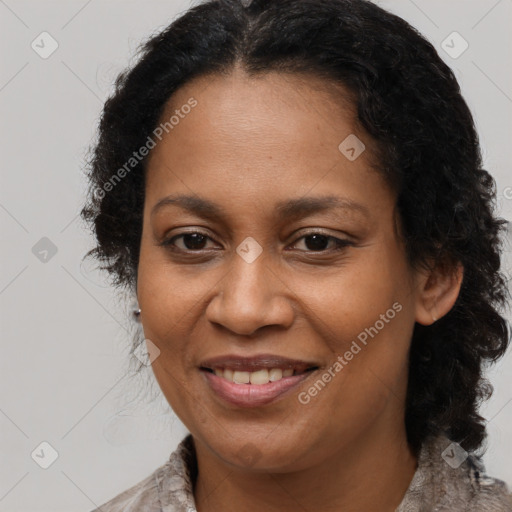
[{"xmin": 136, "ymin": 66, "xmax": 463, "ymax": 512}]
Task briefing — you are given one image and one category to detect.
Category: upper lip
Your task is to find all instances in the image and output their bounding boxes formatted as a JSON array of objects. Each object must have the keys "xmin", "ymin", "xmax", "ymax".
[{"xmin": 199, "ymin": 354, "xmax": 320, "ymax": 373}]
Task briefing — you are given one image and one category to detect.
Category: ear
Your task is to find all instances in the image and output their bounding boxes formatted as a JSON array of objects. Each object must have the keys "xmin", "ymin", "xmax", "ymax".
[{"xmin": 414, "ymin": 256, "xmax": 464, "ymax": 326}]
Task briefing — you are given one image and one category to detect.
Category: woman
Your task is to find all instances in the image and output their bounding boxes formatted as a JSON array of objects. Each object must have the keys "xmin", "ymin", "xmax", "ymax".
[{"xmin": 81, "ymin": 0, "xmax": 512, "ymax": 510}]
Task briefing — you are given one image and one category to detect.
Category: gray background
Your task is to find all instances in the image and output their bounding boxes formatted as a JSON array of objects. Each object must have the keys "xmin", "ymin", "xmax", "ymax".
[{"xmin": 1, "ymin": 0, "xmax": 511, "ymax": 510}]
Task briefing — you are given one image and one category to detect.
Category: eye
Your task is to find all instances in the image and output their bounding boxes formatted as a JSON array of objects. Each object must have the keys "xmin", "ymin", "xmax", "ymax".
[
  {"xmin": 290, "ymin": 232, "xmax": 353, "ymax": 252},
  {"xmin": 160, "ymin": 230, "xmax": 353, "ymax": 254},
  {"xmin": 161, "ymin": 231, "xmax": 218, "ymax": 251}
]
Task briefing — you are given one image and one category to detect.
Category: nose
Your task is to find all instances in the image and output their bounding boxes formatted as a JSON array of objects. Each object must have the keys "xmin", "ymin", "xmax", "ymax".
[{"xmin": 205, "ymin": 252, "xmax": 295, "ymax": 336}]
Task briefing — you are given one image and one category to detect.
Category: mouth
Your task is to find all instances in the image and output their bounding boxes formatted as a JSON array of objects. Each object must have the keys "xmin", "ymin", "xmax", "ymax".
[
  {"xmin": 200, "ymin": 366, "xmax": 319, "ymax": 385},
  {"xmin": 198, "ymin": 354, "xmax": 320, "ymax": 407},
  {"xmin": 199, "ymin": 354, "xmax": 319, "ymax": 384}
]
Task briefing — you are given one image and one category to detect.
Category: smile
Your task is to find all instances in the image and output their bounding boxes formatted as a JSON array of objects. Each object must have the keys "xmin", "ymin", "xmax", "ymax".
[
  {"xmin": 199, "ymin": 354, "xmax": 320, "ymax": 407},
  {"xmin": 203, "ymin": 366, "xmax": 316, "ymax": 385}
]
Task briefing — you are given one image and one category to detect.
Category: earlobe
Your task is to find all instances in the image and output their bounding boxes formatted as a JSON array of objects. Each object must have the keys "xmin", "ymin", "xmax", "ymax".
[{"xmin": 415, "ymin": 260, "xmax": 463, "ymax": 326}]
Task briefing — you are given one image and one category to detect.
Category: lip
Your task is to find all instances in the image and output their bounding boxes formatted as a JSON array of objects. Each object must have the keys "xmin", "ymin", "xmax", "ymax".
[
  {"xmin": 199, "ymin": 353, "xmax": 319, "ymax": 373},
  {"xmin": 199, "ymin": 354, "xmax": 321, "ymax": 407},
  {"xmin": 201, "ymin": 368, "xmax": 317, "ymax": 408}
]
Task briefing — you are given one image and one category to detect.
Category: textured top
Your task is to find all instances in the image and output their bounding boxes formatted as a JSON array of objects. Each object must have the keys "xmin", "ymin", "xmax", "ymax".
[{"xmin": 90, "ymin": 434, "xmax": 512, "ymax": 511}]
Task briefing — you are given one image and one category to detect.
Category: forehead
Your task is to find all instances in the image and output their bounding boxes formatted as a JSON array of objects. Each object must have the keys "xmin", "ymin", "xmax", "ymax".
[
  {"xmin": 144, "ymin": 68, "xmax": 389, "ymax": 216},
  {"xmin": 153, "ymin": 68, "xmax": 361, "ymax": 150}
]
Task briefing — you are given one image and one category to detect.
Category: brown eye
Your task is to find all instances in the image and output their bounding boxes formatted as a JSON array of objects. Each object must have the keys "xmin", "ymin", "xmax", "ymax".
[
  {"xmin": 162, "ymin": 232, "xmax": 215, "ymax": 251},
  {"xmin": 303, "ymin": 234, "xmax": 330, "ymax": 251},
  {"xmin": 291, "ymin": 232, "xmax": 353, "ymax": 252}
]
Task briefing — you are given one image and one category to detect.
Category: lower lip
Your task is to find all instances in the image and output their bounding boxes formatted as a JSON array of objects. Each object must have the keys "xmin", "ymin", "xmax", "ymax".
[{"xmin": 201, "ymin": 369, "xmax": 314, "ymax": 408}]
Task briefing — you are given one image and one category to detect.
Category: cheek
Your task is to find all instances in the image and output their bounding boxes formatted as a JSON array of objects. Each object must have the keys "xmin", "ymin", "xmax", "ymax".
[
  {"xmin": 296, "ymin": 256, "xmax": 404, "ymax": 349},
  {"xmin": 295, "ymin": 254, "xmax": 413, "ymax": 402},
  {"xmin": 136, "ymin": 259, "xmax": 196, "ymax": 382},
  {"xmin": 296, "ymin": 296, "xmax": 411, "ymax": 443},
  {"xmin": 137, "ymin": 245, "xmax": 212, "ymax": 336}
]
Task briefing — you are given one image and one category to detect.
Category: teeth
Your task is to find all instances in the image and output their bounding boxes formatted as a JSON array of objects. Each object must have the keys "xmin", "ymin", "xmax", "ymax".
[
  {"xmin": 213, "ymin": 367, "xmax": 299, "ymax": 385},
  {"xmin": 269, "ymin": 368, "xmax": 282, "ymax": 381},
  {"xmin": 250, "ymin": 369, "xmax": 269, "ymax": 385},
  {"xmin": 233, "ymin": 371, "xmax": 250, "ymax": 384}
]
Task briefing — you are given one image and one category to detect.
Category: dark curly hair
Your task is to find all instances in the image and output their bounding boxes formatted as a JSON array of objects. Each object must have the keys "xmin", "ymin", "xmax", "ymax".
[{"xmin": 80, "ymin": 0, "xmax": 511, "ymax": 454}]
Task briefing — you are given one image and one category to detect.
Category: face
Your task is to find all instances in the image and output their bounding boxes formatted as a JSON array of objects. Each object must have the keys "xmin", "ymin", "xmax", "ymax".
[{"xmin": 137, "ymin": 68, "xmax": 424, "ymax": 472}]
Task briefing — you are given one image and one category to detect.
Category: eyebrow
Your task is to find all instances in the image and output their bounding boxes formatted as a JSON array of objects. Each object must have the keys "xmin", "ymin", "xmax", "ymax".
[{"xmin": 150, "ymin": 194, "xmax": 370, "ymax": 221}]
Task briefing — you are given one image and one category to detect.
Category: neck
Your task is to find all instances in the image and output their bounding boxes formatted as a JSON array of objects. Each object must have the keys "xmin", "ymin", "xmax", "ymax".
[{"xmin": 193, "ymin": 424, "xmax": 418, "ymax": 512}]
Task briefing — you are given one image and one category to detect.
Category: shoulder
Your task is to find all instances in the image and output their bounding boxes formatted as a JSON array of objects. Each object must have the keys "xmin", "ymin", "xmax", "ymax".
[
  {"xmin": 464, "ymin": 455, "xmax": 512, "ymax": 511},
  {"xmin": 88, "ymin": 467, "xmax": 163, "ymax": 512},
  {"xmin": 88, "ymin": 435, "xmax": 197, "ymax": 512},
  {"xmin": 397, "ymin": 434, "xmax": 512, "ymax": 511}
]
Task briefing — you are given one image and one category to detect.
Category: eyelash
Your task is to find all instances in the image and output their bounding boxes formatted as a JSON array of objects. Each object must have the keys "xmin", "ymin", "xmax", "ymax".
[{"xmin": 160, "ymin": 230, "xmax": 353, "ymax": 254}]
